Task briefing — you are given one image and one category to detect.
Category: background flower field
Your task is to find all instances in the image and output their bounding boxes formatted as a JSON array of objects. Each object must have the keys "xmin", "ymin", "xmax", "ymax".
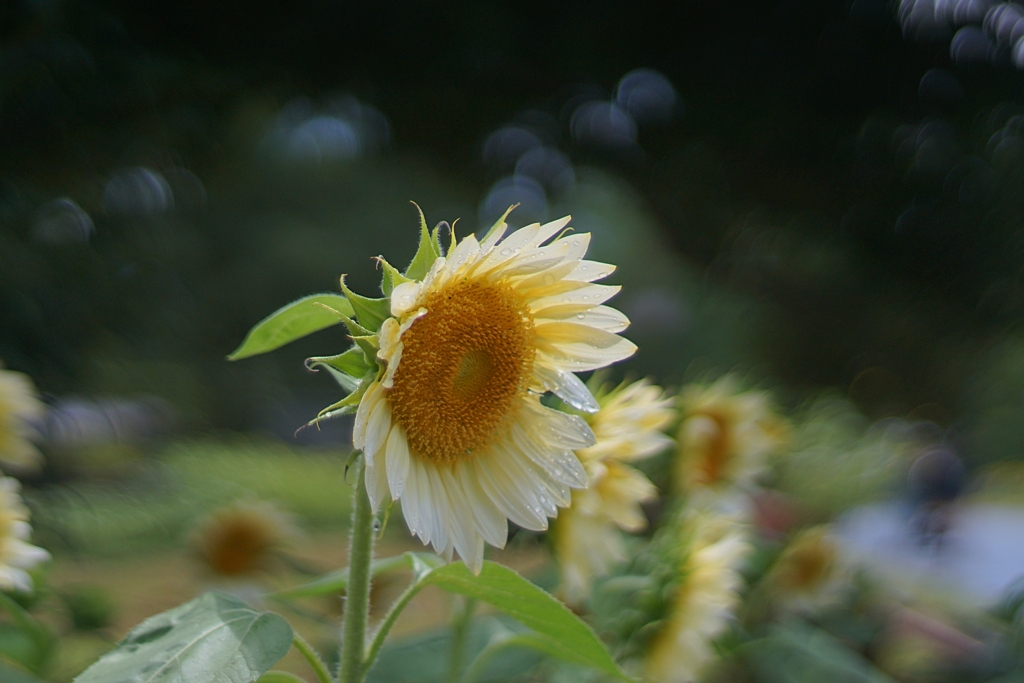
[{"xmin": 5, "ymin": 0, "xmax": 1024, "ymax": 681}]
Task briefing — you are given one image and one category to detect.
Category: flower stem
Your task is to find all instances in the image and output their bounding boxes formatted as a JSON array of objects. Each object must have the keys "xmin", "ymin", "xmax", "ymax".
[
  {"xmin": 447, "ymin": 597, "xmax": 476, "ymax": 683},
  {"xmin": 292, "ymin": 631, "xmax": 334, "ymax": 683},
  {"xmin": 340, "ymin": 457, "xmax": 375, "ymax": 683}
]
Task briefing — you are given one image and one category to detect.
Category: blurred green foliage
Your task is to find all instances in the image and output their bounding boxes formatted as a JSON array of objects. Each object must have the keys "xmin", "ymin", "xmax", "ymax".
[{"xmin": 28, "ymin": 438, "xmax": 351, "ymax": 558}]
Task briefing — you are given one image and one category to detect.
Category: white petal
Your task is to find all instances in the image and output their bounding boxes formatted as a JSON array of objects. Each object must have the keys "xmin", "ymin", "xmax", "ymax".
[
  {"xmin": 386, "ymin": 426, "xmax": 411, "ymax": 500},
  {"xmin": 536, "ymin": 305, "xmax": 630, "ymax": 332},
  {"xmin": 11, "ymin": 520, "xmax": 31, "ymax": 541},
  {"xmin": 363, "ymin": 398, "xmax": 393, "ymax": 465},
  {"xmin": 0, "ymin": 566, "xmax": 31, "ymax": 592},
  {"xmin": 537, "ymin": 337, "xmax": 638, "ymax": 371},
  {"xmin": 549, "ymin": 232, "xmax": 590, "ymax": 263},
  {"xmin": 565, "ymin": 260, "xmax": 615, "ymax": 282},
  {"xmin": 527, "ymin": 216, "xmax": 572, "ymax": 248},
  {"xmin": 400, "ymin": 460, "xmax": 423, "ymax": 536},
  {"xmin": 435, "ymin": 467, "xmax": 478, "ymax": 566},
  {"xmin": 532, "ymin": 365, "xmax": 599, "ymax": 412},
  {"xmin": 526, "ymin": 401, "xmax": 597, "ymax": 450},
  {"xmin": 509, "ymin": 422, "xmax": 588, "ymax": 489},
  {"xmin": 490, "ymin": 445, "xmax": 562, "ymax": 518},
  {"xmin": 473, "ymin": 448, "xmax": 549, "ymax": 530},
  {"xmin": 364, "ymin": 454, "xmax": 390, "ymax": 512},
  {"xmin": 479, "ymin": 223, "xmax": 541, "ymax": 271},
  {"xmin": 530, "ymin": 284, "xmax": 622, "ymax": 317},
  {"xmin": 490, "ymin": 244, "xmax": 572, "ymax": 279},
  {"xmin": 536, "ymin": 321, "xmax": 629, "ymax": 349},
  {"xmin": 352, "ymin": 382, "xmax": 383, "ymax": 450},
  {"xmin": 8, "ymin": 540, "xmax": 48, "ymax": 567},
  {"xmin": 455, "ymin": 462, "xmax": 508, "ymax": 548},
  {"xmin": 479, "ymin": 217, "xmax": 509, "ymax": 255},
  {"xmin": 391, "ymin": 280, "xmax": 424, "ymax": 317},
  {"xmin": 447, "ymin": 233, "xmax": 481, "ymax": 274}
]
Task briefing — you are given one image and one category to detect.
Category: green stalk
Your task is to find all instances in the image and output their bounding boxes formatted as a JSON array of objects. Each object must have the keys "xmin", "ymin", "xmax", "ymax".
[
  {"xmin": 340, "ymin": 458, "xmax": 376, "ymax": 683},
  {"xmin": 447, "ymin": 597, "xmax": 477, "ymax": 683},
  {"xmin": 292, "ymin": 631, "xmax": 334, "ymax": 683}
]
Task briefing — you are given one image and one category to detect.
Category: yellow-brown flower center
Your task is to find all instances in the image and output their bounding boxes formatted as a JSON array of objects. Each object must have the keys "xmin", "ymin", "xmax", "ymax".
[
  {"xmin": 692, "ymin": 410, "xmax": 732, "ymax": 485},
  {"xmin": 388, "ymin": 278, "xmax": 535, "ymax": 466}
]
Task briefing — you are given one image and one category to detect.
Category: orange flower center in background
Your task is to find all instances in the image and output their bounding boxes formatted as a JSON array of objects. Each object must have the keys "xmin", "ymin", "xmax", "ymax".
[
  {"xmin": 780, "ymin": 539, "xmax": 835, "ymax": 590},
  {"xmin": 202, "ymin": 517, "xmax": 275, "ymax": 576},
  {"xmin": 388, "ymin": 279, "xmax": 535, "ymax": 466},
  {"xmin": 693, "ymin": 410, "xmax": 732, "ymax": 485}
]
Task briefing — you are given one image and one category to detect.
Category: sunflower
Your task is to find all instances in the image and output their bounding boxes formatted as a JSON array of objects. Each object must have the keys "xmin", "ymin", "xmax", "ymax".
[
  {"xmin": 0, "ymin": 363, "xmax": 45, "ymax": 471},
  {"xmin": 194, "ymin": 500, "xmax": 299, "ymax": 577},
  {"xmin": 675, "ymin": 376, "xmax": 788, "ymax": 496},
  {"xmin": 643, "ymin": 512, "xmax": 750, "ymax": 683},
  {"xmin": 767, "ymin": 525, "xmax": 846, "ymax": 613},
  {"xmin": 553, "ymin": 378, "xmax": 674, "ymax": 604},
  {"xmin": 353, "ymin": 213, "xmax": 636, "ymax": 571},
  {"xmin": 0, "ymin": 477, "xmax": 50, "ymax": 592}
]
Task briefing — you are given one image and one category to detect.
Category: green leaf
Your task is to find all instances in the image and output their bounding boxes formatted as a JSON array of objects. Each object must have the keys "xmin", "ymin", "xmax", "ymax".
[
  {"xmin": 353, "ymin": 553, "xmax": 628, "ymax": 681},
  {"xmin": 420, "ymin": 562, "xmax": 628, "ymax": 680},
  {"xmin": 228, "ymin": 294, "xmax": 355, "ymax": 360},
  {"xmin": 738, "ymin": 623, "xmax": 897, "ymax": 683},
  {"xmin": 256, "ymin": 672, "xmax": 307, "ymax": 683},
  {"xmin": 0, "ymin": 661, "xmax": 46, "ymax": 683},
  {"xmin": 74, "ymin": 592, "xmax": 293, "ymax": 683},
  {"xmin": 339, "ymin": 277, "xmax": 391, "ymax": 333},
  {"xmin": 0, "ymin": 592, "xmax": 54, "ymax": 674},
  {"xmin": 271, "ymin": 553, "xmax": 440, "ymax": 600},
  {"xmin": 366, "ymin": 616, "xmax": 542, "ymax": 683},
  {"xmin": 405, "ymin": 203, "xmax": 441, "ymax": 280}
]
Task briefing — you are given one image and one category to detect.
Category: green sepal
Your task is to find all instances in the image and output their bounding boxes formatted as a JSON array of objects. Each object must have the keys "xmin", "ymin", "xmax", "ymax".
[
  {"xmin": 228, "ymin": 294, "xmax": 355, "ymax": 360},
  {"xmin": 310, "ymin": 301, "xmax": 378, "ymax": 359},
  {"xmin": 309, "ymin": 370, "xmax": 375, "ymax": 427},
  {"xmin": 481, "ymin": 204, "xmax": 518, "ymax": 244},
  {"xmin": 339, "ymin": 275, "xmax": 390, "ymax": 333},
  {"xmin": 351, "ymin": 334, "xmax": 379, "ymax": 361},
  {"xmin": 405, "ymin": 202, "xmax": 442, "ymax": 280},
  {"xmin": 432, "ymin": 223, "xmax": 445, "ymax": 255},
  {"xmin": 305, "ymin": 347, "xmax": 370, "ymax": 393},
  {"xmin": 378, "ymin": 257, "xmax": 412, "ymax": 296},
  {"xmin": 306, "ymin": 346, "xmax": 370, "ymax": 378}
]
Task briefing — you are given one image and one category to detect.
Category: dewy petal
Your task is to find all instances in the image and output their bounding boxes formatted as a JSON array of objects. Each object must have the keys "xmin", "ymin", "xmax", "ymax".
[
  {"xmin": 386, "ymin": 425, "xmax": 411, "ymax": 499},
  {"xmin": 478, "ymin": 223, "xmax": 541, "ymax": 271},
  {"xmin": 532, "ymin": 364, "xmax": 600, "ymax": 412},
  {"xmin": 473, "ymin": 448, "xmax": 550, "ymax": 531},
  {"xmin": 455, "ymin": 461, "xmax": 508, "ymax": 548},
  {"xmin": 535, "ymin": 321, "xmax": 630, "ymax": 349},
  {"xmin": 363, "ymin": 396, "xmax": 392, "ymax": 463},
  {"xmin": 528, "ymin": 401, "xmax": 597, "ymax": 450},
  {"xmin": 509, "ymin": 421, "xmax": 588, "ymax": 489},
  {"xmin": 537, "ymin": 337, "xmax": 638, "ymax": 371},
  {"xmin": 565, "ymin": 260, "xmax": 615, "ymax": 282},
  {"xmin": 435, "ymin": 467, "xmax": 480, "ymax": 571},
  {"xmin": 446, "ymin": 233, "xmax": 481, "ymax": 274},
  {"xmin": 352, "ymin": 381, "xmax": 384, "ymax": 450},
  {"xmin": 529, "ymin": 284, "xmax": 622, "ymax": 316},
  {"xmin": 365, "ymin": 454, "xmax": 390, "ymax": 512},
  {"xmin": 536, "ymin": 305, "xmax": 630, "ymax": 332},
  {"xmin": 527, "ymin": 216, "xmax": 572, "ymax": 248},
  {"xmin": 391, "ymin": 280, "xmax": 424, "ymax": 317}
]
